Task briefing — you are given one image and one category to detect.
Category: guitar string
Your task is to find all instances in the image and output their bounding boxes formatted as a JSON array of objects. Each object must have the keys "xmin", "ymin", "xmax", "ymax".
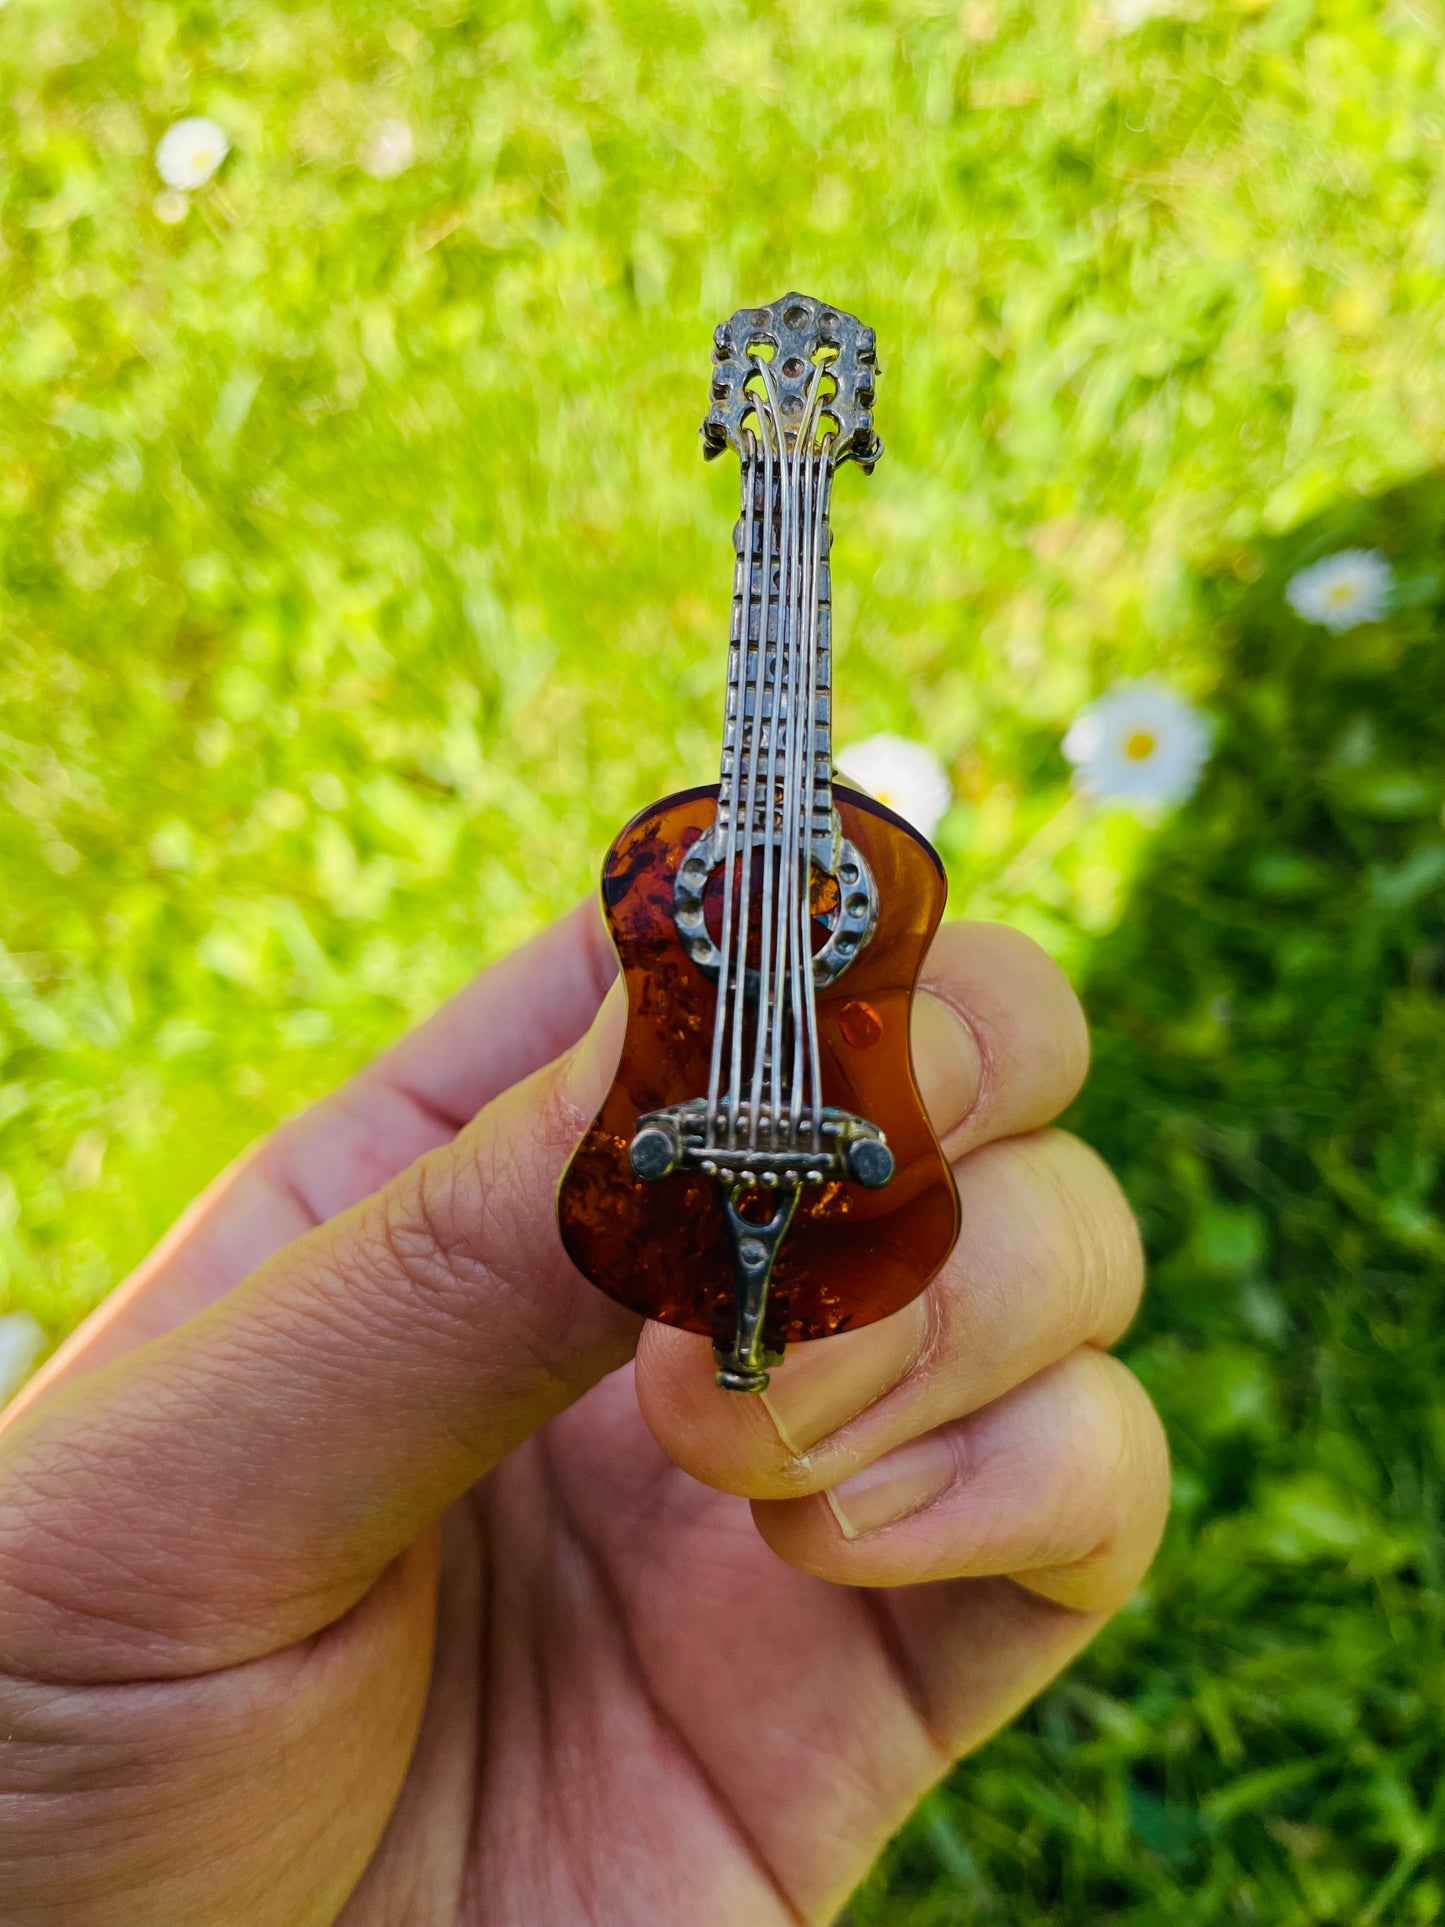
[
  {"xmin": 793, "ymin": 445, "xmax": 829, "ymax": 1146},
  {"xmin": 705, "ymin": 428, "xmax": 758, "ymax": 1153},
  {"xmin": 783, "ymin": 441, "xmax": 812, "ymax": 1141},
  {"xmin": 790, "ymin": 405, "xmax": 831, "ymax": 1145},
  {"xmin": 765, "ymin": 360, "xmax": 803, "ymax": 1132},
  {"xmin": 801, "ymin": 445, "xmax": 836, "ymax": 1149}
]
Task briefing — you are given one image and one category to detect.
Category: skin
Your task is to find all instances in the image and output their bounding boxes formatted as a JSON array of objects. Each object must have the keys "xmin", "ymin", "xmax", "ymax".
[{"xmin": 0, "ymin": 901, "xmax": 1168, "ymax": 1927}]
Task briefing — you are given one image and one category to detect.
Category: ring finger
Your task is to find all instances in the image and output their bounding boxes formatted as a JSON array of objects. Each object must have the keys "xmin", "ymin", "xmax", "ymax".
[{"xmin": 753, "ymin": 1347, "xmax": 1170, "ymax": 1613}]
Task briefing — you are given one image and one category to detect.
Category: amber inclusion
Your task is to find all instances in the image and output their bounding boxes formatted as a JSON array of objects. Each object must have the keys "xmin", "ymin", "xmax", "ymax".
[{"xmin": 556, "ymin": 784, "xmax": 961, "ymax": 1353}]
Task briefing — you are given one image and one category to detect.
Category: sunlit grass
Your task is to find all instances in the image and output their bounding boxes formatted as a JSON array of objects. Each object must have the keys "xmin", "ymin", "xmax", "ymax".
[{"xmin": 5, "ymin": 0, "xmax": 1445, "ymax": 1917}]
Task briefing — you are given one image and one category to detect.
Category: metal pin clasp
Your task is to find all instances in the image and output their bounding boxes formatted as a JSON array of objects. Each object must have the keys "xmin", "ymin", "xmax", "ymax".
[{"xmin": 713, "ymin": 1182, "xmax": 799, "ymax": 1394}]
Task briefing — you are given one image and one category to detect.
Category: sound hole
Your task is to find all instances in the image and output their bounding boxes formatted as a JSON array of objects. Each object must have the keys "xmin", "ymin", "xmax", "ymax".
[{"xmin": 699, "ymin": 855, "xmax": 842, "ymax": 971}]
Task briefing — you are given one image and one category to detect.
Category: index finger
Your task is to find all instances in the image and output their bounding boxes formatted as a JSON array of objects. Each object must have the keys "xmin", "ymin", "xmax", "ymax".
[{"xmin": 913, "ymin": 919, "xmax": 1090, "ymax": 1160}]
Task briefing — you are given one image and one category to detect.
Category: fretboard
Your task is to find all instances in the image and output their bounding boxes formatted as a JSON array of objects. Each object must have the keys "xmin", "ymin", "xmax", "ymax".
[{"xmin": 716, "ymin": 456, "xmax": 834, "ymax": 848}]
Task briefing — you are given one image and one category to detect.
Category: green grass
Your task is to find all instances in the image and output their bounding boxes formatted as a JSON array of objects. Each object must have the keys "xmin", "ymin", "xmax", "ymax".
[{"xmin": 4, "ymin": 0, "xmax": 1445, "ymax": 1918}]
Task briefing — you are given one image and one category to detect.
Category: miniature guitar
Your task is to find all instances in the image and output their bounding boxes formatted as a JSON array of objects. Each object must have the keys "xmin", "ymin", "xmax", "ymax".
[{"xmin": 557, "ymin": 294, "xmax": 959, "ymax": 1392}]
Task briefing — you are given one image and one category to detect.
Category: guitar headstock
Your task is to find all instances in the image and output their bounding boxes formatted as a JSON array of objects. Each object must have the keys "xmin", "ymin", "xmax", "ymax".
[{"xmin": 701, "ymin": 292, "xmax": 882, "ymax": 473}]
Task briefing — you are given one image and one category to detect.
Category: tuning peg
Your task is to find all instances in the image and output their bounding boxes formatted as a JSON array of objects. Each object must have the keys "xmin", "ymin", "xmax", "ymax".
[{"xmin": 853, "ymin": 431, "xmax": 883, "ymax": 473}]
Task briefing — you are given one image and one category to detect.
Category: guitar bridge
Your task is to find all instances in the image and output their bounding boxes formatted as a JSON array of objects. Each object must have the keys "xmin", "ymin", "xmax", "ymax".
[
  {"xmin": 629, "ymin": 1098, "xmax": 895, "ymax": 1192},
  {"xmin": 629, "ymin": 1099, "xmax": 894, "ymax": 1393}
]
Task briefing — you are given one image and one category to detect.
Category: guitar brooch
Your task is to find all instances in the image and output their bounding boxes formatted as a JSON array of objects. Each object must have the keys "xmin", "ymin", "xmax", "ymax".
[{"xmin": 558, "ymin": 294, "xmax": 959, "ymax": 1392}]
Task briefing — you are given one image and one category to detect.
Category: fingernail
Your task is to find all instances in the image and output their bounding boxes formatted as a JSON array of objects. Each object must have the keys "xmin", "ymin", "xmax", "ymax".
[
  {"xmin": 761, "ymin": 1296, "xmax": 929, "ymax": 1458},
  {"xmin": 910, "ymin": 991, "xmax": 983, "ymax": 1142},
  {"xmin": 563, "ymin": 978, "xmax": 626, "ymax": 1115},
  {"xmin": 827, "ymin": 1430, "xmax": 958, "ymax": 1540}
]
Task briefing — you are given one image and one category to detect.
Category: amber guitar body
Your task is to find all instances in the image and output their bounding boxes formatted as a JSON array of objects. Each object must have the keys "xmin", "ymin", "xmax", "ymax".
[{"xmin": 557, "ymin": 783, "xmax": 960, "ymax": 1354}]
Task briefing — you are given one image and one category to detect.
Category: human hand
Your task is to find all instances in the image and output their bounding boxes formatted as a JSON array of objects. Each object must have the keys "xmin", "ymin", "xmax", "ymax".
[{"xmin": 0, "ymin": 902, "xmax": 1167, "ymax": 1926}]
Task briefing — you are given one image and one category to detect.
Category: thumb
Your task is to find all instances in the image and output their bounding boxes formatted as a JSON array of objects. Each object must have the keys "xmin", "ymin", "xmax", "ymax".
[{"xmin": 0, "ymin": 981, "xmax": 635, "ymax": 1683}]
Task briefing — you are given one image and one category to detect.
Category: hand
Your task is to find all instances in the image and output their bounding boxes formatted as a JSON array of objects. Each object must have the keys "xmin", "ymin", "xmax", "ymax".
[{"xmin": 0, "ymin": 903, "xmax": 1167, "ymax": 1926}]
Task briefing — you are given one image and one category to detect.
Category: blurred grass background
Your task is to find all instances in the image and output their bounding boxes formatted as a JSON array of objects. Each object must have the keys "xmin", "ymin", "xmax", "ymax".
[{"xmin": 4, "ymin": 0, "xmax": 1445, "ymax": 1918}]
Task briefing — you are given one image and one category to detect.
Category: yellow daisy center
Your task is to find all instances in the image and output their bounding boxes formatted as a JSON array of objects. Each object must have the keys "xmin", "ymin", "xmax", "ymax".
[
  {"xmin": 1325, "ymin": 579, "xmax": 1359, "ymax": 606},
  {"xmin": 1123, "ymin": 729, "xmax": 1157, "ymax": 763}
]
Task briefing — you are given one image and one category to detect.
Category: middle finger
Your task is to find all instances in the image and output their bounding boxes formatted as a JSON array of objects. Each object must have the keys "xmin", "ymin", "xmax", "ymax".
[{"xmin": 636, "ymin": 1126, "xmax": 1143, "ymax": 1498}]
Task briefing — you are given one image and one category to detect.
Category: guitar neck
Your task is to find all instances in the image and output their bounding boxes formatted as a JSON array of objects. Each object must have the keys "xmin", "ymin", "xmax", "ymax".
[{"xmin": 716, "ymin": 453, "xmax": 835, "ymax": 846}]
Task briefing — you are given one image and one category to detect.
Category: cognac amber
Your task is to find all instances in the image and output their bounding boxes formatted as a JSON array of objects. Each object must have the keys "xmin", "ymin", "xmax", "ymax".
[{"xmin": 556, "ymin": 784, "xmax": 960, "ymax": 1352}]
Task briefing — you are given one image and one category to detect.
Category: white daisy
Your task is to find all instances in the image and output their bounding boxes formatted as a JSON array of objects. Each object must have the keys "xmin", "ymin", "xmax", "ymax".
[
  {"xmin": 1063, "ymin": 681, "xmax": 1210, "ymax": 808},
  {"xmin": 362, "ymin": 117, "xmax": 415, "ymax": 180},
  {"xmin": 155, "ymin": 116, "xmax": 230, "ymax": 192},
  {"xmin": 835, "ymin": 734, "xmax": 952, "ymax": 840},
  {"xmin": 1285, "ymin": 549, "xmax": 1393, "ymax": 632},
  {"xmin": 0, "ymin": 1310, "xmax": 42, "ymax": 1408}
]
